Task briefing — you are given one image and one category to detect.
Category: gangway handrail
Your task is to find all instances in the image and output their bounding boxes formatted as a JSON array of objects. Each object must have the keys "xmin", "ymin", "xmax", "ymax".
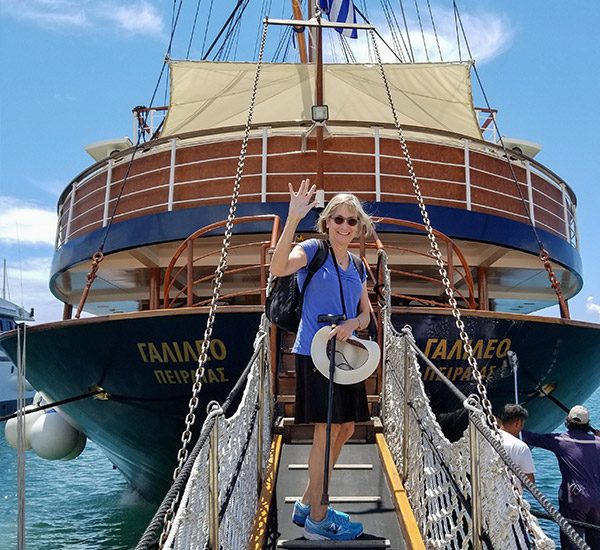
[{"xmin": 379, "ymin": 249, "xmax": 588, "ymax": 549}]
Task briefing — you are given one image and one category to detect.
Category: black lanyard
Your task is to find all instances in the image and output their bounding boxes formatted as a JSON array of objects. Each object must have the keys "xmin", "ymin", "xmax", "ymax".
[{"xmin": 328, "ymin": 242, "xmax": 348, "ymax": 321}]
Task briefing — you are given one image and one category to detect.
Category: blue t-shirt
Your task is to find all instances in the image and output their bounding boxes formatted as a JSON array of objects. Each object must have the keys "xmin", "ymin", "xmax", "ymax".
[{"xmin": 292, "ymin": 239, "xmax": 366, "ymax": 355}]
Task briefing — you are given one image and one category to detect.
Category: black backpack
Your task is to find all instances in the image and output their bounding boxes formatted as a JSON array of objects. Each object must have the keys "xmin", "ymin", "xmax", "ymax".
[{"xmin": 266, "ymin": 239, "xmax": 364, "ymax": 332}]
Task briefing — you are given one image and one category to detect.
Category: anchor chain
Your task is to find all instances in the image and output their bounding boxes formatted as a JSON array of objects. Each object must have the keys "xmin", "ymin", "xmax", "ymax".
[
  {"xmin": 75, "ymin": 251, "xmax": 104, "ymax": 318},
  {"xmin": 158, "ymin": 19, "xmax": 270, "ymax": 550},
  {"xmin": 540, "ymin": 248, "xmax": 570, "ymax": 319},
  {"xmin": 367, "ymin": 28, "xmax": 538, "ymax": 541}
]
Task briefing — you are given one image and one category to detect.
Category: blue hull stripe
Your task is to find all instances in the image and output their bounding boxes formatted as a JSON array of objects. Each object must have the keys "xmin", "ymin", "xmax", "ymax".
[{"xmin": 51, "ymin": 202, "xmax": 582, "ymax": 286}]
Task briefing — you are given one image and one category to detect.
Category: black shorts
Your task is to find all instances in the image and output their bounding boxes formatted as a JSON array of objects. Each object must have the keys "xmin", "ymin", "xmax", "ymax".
[{"xmin": 294, "ymin": 354, "xmax": 370, "ymax": 424}]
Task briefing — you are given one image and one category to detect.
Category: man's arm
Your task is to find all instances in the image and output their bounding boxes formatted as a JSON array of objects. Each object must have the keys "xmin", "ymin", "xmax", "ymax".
[{"xmin": 521, "ymin": 430, "xmax": 558, "ymax": 452}]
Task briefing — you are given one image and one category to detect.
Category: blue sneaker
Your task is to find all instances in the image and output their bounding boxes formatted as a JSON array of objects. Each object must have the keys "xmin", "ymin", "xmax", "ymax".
[
  {"xmin": 291, "ymin": 500, "xmax": 350, "ymax": 527},
  {"xmin": 304, "ymin": 508, "xmax": 363, "ymax": 541}
]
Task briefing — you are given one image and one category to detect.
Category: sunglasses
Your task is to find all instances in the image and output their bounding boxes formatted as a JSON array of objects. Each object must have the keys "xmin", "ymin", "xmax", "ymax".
[{"xmin": 330, "ymin": 215, "xmax": 359, "ymax": 227}]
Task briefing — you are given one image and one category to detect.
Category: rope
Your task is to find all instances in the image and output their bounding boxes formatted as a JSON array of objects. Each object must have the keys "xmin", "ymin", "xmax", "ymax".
[
  {"xmin": 426, "ymin": 0, "xmax": 443, "ymax": 60},
  {"xmin": 398, "ymin": 0, "xmax": 415, "ymax": 62},
  {"xmin": 413, "ymin": 0, "xmax": 429, "ymax": 61},
  {"xmin": 531, "ymin": 509, "xmax": 600, "ymax": 533},
  {"xmin": 16, "ymin": 323, "xmax": 26, "ymax": 550},
  {"xmin": 202, "ymin": 0, "xmax": 248, "ymax": 60},
  {"xmin": 466, "ymin": 404, "xmax": 590, "ymax": 550},
  {"xmin": 154, "ymin": 23, "xmax": 269, "ymax": 546},
  {"xmin": 452, "ymin": 0, "xmax": 570, "ymax": 317},
  {"xmin": 135, "ymin": 408, "xmax": 221, "ymax": 550},
  {"xmin": 0, "ymin": 388, "xmax": 106, "ymax": 423},
  {"xmin": 353, "ymin": 4, "xmax": 404, "ymax": 63},
  {"xmin": 135, "ymin": 331, "xmax": 267, "ymax": 550}
]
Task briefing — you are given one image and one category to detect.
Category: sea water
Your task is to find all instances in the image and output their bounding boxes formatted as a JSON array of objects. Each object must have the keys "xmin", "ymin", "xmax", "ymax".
[
  {"xmin": 1, "ymin": 388, "xmax": 599, "ymax": 549},
  {"xmin": 0, "ymin": 437, "xmax": 156, "ymax": 550}
]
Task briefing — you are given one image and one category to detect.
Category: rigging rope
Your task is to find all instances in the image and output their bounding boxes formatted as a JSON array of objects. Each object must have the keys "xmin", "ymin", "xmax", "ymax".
[
  {"xmin": 353, "ymin": 4, "xmax": 404, "ymax": 63},
  {"xmin": 73, "ymin": 0, "xmax": 186, "ymax": 316},
  {"xmin": 16, "ymin": 324, "xmax": 26, "ymax": 550},
  {"xmin": 452, "ymin": 0, "xmax": 570, "ymax": 318},
  {"xmin": 200, "ymin": 0, "xmax": 215, "ymax": 57},
  {"xmin": 413, "ymin": 0, "xmax": 429, "ymax": 61},
  {"xmin": 367, "ymin": 28, "xmax": 553, "ymax": 544},
  {"xmin": 185, "ymin": 0, "xmax": 204, "ymax": 59},
  {"xmin": 398, "ymin": 0, "xmax": 415, "ymax": 62},
  {"xmin": 381, "ymin": 0, "xmax": 407, "ymax": 62},
  {"xmin": 426, "ymin": 0, "xmax": 443, "ymax": 61},
  {"xmin": 202, "ymin": 0, "xmax": 249, "ymax": 60},
  {"xmin": 158, "ymin": 23, "xmax": 270, "ymax": 547}
]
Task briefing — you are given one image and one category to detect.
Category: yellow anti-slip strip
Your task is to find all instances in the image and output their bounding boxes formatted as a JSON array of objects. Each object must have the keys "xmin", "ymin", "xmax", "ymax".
[
  {"xmin": 248, "ymin": 434, "xmax": 283, "ymax": 550},
  {"xmin": 375, "ymin": 433, "xmax": 425, "ymax": 550}
]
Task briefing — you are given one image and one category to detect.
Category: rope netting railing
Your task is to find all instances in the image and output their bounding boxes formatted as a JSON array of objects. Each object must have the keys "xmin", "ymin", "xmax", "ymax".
[
  {"xmin": 378, "ymin": 250, "xmax": 588, "ymax": 550},
  {"xmin": 136, "ymin": 318, "xmax": 272, "ymax": 550}
]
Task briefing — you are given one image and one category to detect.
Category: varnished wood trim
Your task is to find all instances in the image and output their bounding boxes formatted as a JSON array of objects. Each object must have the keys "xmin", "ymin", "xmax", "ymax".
[
  {"xmin": 248, "ymin": 434, "xmax": 283, "ymax": 550},
  {"xmin": 375, "ymin": 433, "xmax": 425, "ymax": 550}
]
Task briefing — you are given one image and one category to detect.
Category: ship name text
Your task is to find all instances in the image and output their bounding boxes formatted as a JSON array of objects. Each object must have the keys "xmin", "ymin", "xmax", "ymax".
[
  {"xmin": 136, "ymin": 339, "xmax": 229, "ymax": 385},
  {"xmin": 421, "ymin": 337, "xmax": 511, "ymax": 381}
]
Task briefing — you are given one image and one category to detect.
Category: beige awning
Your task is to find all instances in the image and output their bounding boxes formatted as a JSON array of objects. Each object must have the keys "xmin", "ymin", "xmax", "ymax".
[{"xmin": 161, "ymin": 61, "xmax": 482, "ymax": 139}]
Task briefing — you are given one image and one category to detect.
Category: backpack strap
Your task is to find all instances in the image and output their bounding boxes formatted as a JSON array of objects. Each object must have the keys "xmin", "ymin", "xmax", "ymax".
[
  {"xmin": 298, "ymin": 238, "xmax": 329, "ymax": 304},
  {"xmin": 349, "ymin": 252, "xmax": 365, "ymax": 282}
]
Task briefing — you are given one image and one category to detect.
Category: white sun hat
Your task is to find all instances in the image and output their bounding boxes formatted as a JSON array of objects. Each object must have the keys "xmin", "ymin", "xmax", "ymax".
[{"xmin": 310, "ymin": 326, "xmax": 381, "ymax": 385}]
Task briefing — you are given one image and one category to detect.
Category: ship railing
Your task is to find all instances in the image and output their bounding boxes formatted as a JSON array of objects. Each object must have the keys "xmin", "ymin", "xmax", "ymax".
[
  {"xmin": 162, "ymin": 215, "xmax": 281, "ymax": 308},
  {"xmin": 371, "ymin": 218, "xmax": 476, "ymax": 310},
  {"xmin": 160, "ymin": 212, "xmax": 476, "ymax": 314},
  {"xmin": 379, "ymin": 249, "xmax": 588, "ymax": 550},
  {"xmin": 475, "ymin": 107, "xmax": 498, "ymax": 143},
  {"xmin": 136, "ymin": 316, "xmax": 274, "ymax": 550},
  {"xmin": 132, "ymin": 105, "xmax": 168, "ymax": 141},
  {"xmin": 55, "ymin": 120, "xmax": 577, "ymax": 249},
  {"xmin": 132, "ymin": 105, "xmax": 502, "ymax": 146}
]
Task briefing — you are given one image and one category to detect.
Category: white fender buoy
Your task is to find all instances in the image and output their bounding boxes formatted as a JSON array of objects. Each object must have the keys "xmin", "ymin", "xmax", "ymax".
[
  {"xmin": 4, "ymin": 405, "xmax": 44, "ymax": 450},
  {"xmin": 61, "ymin": 431, "xmax": 87, "ymax": 461},
  {"xmin": 29, "ymin": 410, "xmax": 80, "ymax": 460}
]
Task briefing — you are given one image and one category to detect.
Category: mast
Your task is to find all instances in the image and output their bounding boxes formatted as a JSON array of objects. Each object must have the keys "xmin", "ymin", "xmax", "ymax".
[
  {"xmin": 315, "ymin": 6, "xmax": 325, "ymax": 189},
  {"xmin": 291, "ymin": 0, "xmax": 308, "ymax": 63}
]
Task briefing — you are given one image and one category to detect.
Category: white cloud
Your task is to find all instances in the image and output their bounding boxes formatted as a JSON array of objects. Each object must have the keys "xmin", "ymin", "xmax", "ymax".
[
  {"xmin": 0, "ymin": 0, "xmax": 164, "ymax": 36},
  {"xmin": 0, "ymin": 197, "xmax": 57, "ymax": 246},
  {"xmin": 101, "ymin": 3, "xmax": 163, "ymax": 35},
  {"xmin": 0, "ymin": 0, "xmax": 87, "ymax": 28},
  {"xmin": 2, "ymin": 256, "xmax": 63, "ymax": 324},
  {"xmin": 324, "ymin": 6, "xmax": 511, "ymax": 65},
  {"xmin": 586, "ymin": 296, "xmax": 600, "ymax": 321}
]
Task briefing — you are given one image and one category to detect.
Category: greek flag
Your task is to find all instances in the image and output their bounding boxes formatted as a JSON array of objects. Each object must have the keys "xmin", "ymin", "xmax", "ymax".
[{"xmin": 319, "ymin": 0, "xmax": 358, "ymax": 39}]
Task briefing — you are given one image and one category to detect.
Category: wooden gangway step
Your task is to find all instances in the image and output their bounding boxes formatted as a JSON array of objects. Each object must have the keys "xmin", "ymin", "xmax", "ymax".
[
  {"xmin": 277, "ymin": 537, "xmax": 391, "ymax": 548},
  {"xmin": 273, "ymin": 442, "xmax": 410, "ymax": 550}
]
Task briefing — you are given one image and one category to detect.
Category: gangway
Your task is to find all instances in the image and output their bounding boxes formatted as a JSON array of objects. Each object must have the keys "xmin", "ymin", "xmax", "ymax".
[
  {"xmin": 272, "ymin": 437, "xmax": 415, "ymax": 548},
  {"xmin": 135, "ymin": 250, "xmax": 586, "ymax": 550}
]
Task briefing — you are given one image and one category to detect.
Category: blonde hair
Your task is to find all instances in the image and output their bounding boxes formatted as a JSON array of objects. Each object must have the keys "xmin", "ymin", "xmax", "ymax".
[{"xmin": 316, "ymin": 193, "xmax": 374, "ymax": 238}]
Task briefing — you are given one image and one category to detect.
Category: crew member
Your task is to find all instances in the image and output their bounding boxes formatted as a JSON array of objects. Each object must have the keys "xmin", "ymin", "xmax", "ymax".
[
  {"xmin": 522, "ymin": 405, "xmax": 600, "ymax": 549},
  {"xmin": 500, "ymin": 404, "xmax": 535, "ymax": 485}
]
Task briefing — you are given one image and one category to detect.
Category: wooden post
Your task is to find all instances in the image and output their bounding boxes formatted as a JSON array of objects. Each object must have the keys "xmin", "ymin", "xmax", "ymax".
[
  {"xmin": 149, "ymin": 267, "xmax": 160, "ymax": 310},
  {"xmin": 477, "ymin": 266, "xmax": 488, "ymax": 311}
]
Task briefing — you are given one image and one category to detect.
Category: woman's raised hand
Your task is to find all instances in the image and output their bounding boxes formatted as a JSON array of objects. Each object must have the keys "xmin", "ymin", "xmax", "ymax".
[{"xmin": 288, "ymin": 179, "xmax": 317, "ymax": 221}]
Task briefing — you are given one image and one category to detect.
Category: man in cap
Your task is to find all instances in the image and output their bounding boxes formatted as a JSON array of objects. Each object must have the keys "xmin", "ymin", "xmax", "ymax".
[
  {"xmin": 522, "ymin": 405, "xmax": 600, "ymax": 549},
  {"xmin": 499, "ymin": 404, "xmax": 535, "ymax": 485}
]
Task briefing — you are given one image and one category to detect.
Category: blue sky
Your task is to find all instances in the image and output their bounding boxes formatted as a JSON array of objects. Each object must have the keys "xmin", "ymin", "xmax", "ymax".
[{"xmin": 0, "ymin": 0, "xmax": 598, "ymax": 324}]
